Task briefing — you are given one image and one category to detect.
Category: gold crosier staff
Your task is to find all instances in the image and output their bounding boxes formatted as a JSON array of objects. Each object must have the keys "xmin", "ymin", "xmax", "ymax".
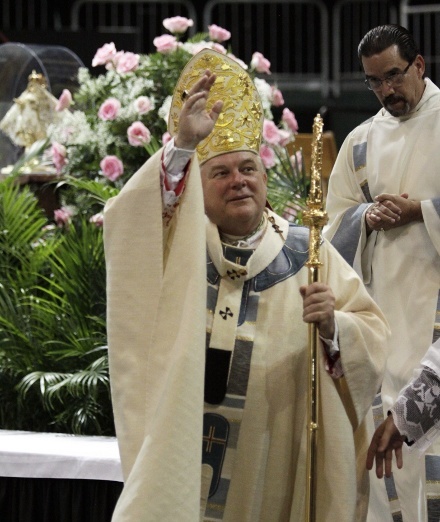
[{"xmin": 302, "ymin": 114, "xmax": 328, "ymax": 522}]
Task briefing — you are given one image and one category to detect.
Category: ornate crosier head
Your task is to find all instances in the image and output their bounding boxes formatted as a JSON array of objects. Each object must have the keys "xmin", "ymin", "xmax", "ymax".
[{"xmin": 168, "ymin": 49, "xmax": 264, "ymax": 165}]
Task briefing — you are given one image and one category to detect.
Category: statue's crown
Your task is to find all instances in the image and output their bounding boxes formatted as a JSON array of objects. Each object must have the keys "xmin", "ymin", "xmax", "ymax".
[{"xmin": 168, "ymin": 49, "xmax": 264, "ymax": 165}]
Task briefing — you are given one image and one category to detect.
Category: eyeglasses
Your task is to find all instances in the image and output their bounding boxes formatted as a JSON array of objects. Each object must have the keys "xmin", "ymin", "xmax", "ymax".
[{"xmin": 364, "ymin": 61, "xmax": 413, "ymax": 91}]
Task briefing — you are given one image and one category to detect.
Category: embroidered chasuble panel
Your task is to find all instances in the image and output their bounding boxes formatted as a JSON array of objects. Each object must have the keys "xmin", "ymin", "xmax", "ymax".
[
  {"xmin": 201, "ymin": 225, "xmax": 309, "ymax": 521},
  {"xmin": 202, "ymin": 274, "xmax": 259, "ymax": 521}
]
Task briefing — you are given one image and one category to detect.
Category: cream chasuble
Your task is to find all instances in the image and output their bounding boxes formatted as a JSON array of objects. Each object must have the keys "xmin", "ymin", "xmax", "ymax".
[{"xmin": 104, "ymin": 150, "xmax": 388, "ymax": 521}]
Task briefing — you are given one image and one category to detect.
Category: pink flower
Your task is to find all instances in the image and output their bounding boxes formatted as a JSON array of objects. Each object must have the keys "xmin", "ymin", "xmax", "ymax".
[
  {"xmin": 133, "ymin": 96, "xmax": 153, "ymax": 115},
  {"xmin": 104, "ymin": 50, "xmax": 124, "ymax": 71},
  {"xmin": 271, "ymin": 87, "xmax": 284, "ymax": 107},
  {"xmin": 263, "ymin": 120, "xmax": 281, "ymax": 145},
  {"xmin": 259, "ymin": 144, "xmax": 276, "ymax": 169},
  {"xmin": 92, "ymin": 42, "xmax": 117, "ymax": 67},
  {"xmin": 282, "ymin": 108, "xmax": 299, "ymax": 133},
  {"xmin": 55, "ymin": 89, "xmax": 72, "ymax": 111},
  {"xmin": 51, "ymin": 142, "xmax": 67, "ymax": 173},
  {"xmin": 89, "ymin": 212, "xmax": 104, "ymax": 227},
  {"xmin": 251, "ymin": 52, "xmax": 271, "ymax": 74},
  {"xmin": 190, "ymin": 42, "xmax": 212, "ymax": 55},
  {"xmin": 278, "ymin": 129, "xmax": 292, "ymax": 147},
  {"xmin": 153, "ymin": 34, "xmax": 178, "ymax": 53},
  {"xmin": 54, "ymin": 207, "xmax": 72, "ymax": 228},
  {"xmin": 208, "ymin": 24, "xmax": 231, "ymax": 42},
  {"xmin": 212, "ymin": 43, "xmax": 227, "ymax": 54},
  {"xmin": 116, "ymin": 51, "xmax": 140, "ymax": 73},
  {"xmin": 98, "ymin": 98, "xmax": 121, "ymax": 121},
  {"xmin": 127, "ymin": 121, "xmax": 151, "ymax": 147},
  {"xmin": 100, "ymin": 155, "xmax": 124, "ymax": 181},
  {"xmin": 162, "ymin": 131, "xmax": 172, "ymax": 145},
  {"xmin": 163, "ymin": 16, "xmax": 193, "ymax": 34}
]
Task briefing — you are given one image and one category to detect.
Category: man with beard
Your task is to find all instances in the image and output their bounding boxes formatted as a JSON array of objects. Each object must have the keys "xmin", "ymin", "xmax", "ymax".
[{"xmin": 324, "ymin": 24, "xmax": 440, "ymax": 522}]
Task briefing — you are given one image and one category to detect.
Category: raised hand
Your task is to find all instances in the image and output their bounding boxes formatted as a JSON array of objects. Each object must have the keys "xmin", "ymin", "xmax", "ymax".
[{"xmin": 175, "ymin": 71, "xmax": 223, "ymax": 151}]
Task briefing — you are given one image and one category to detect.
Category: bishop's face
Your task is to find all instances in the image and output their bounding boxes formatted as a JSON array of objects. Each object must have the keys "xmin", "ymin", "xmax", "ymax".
[
  {"xmin": 362, "ymin": 44, "xmax": 425, "ymax": 117},
  {"xmin": 201, "ymin": 150, "xmax": 268, "ymax": 237}
]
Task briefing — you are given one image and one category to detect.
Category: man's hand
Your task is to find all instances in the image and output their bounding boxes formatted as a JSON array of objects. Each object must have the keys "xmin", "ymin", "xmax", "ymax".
[
  {"xmin": 300, "ymin": 282, "xmax": 335, "ymax": 340},
  {"xmin": 175, "ymin": 71, "xmax": 223, "ymax": 151},
  {"xmin": 365, "ymin": 193, "xmax": 423, "ymax": 233},
  {"xmin": 366, "ymin": 415, "xmax": 406, "ymax": 478}
]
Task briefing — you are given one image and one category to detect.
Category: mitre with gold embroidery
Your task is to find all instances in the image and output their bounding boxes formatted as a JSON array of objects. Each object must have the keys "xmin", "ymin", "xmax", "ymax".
[{"xmin": 168, "ymin": 49, "xmax": 264, "ymax": 165}]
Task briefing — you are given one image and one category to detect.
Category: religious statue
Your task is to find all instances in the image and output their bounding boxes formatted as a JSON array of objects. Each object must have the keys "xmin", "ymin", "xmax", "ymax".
[{"xmin": 0, "ymin": 71, "xmax": 63, "ymax": 175}]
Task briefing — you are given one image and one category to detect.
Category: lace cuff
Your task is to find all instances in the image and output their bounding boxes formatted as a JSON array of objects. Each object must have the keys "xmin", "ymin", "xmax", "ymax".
[{"xmin": 391, "ymin": 365, "xmax": 440, "ymax": 453}]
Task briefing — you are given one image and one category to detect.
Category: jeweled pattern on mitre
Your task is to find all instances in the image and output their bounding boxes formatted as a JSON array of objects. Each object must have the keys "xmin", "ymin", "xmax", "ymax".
[{"xmin": 168, "ymin": 49, "xmax": 263, "ymax": 164}]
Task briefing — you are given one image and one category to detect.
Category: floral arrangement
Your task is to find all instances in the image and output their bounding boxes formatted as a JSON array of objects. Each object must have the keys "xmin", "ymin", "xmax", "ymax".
[{"xmin": 48, "ymin": 16, "xmax": 308, "ymax": 223}]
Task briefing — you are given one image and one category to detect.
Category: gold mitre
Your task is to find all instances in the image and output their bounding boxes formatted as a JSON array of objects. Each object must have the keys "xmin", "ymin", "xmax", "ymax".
[{"xmin": 168, "ymin": 49, "xmax": 264, "ymax": 165}]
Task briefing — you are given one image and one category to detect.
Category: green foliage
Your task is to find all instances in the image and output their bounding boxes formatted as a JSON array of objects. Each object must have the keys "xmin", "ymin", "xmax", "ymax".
[
  {"xmin": 267, "ymin": 144, "xmax": 310, "ymax": 221},
  {"xmin": 0, "ymin": 178, "xmax": 112, "ymax": 434}
]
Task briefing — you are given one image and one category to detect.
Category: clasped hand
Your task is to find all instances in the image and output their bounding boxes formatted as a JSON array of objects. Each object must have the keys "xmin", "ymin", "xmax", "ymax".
[{"xmin": 365, "ymin": 192, "xmax": 422, "ymax": 233}]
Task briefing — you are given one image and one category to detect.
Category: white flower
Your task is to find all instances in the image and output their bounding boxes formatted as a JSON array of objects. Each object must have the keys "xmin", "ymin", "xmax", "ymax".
[
  {"xmin": 158, "ymin": 96, "xmax": 172, "ymax": 123},
  {"xmin": 253, "ymin": 78, "xmax": 274, "ymax": 119}
]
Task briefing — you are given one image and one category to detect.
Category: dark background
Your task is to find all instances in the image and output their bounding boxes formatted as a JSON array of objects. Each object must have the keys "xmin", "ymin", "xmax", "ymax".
[{"xmin": 1, "ymin": 0, "xmax": 438, "ymax": 146}]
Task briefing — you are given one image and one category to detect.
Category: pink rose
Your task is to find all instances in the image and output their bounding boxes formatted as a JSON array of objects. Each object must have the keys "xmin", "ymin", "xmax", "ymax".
[
  {"xmin": 282, "ymin": 108, "xmax": 299, "ymax": 133},
  {"xmin": 190, "ymin": 42, "xmax": 212, "ymax": 55},
  {"xmin": 104, "ymin": 50, "xmax": 124, "ymax": 71},
  {"xmin": 89, "ymin": 212, "xmax": 104, "ymax": 227},
  {"xmin": 127, "ymin": 121, "xmax": 151, "ymax": 147},
  {"xmin": 259, "ymin": 144, "xmax": 276, "ymax": 169},
  {"xmin": 55, "ymin": 89, "xmax": 72, "ymax": 112},
  {"xmin": 212, "ymin": 43, "xmax": 227, "ymax": 54},
  {"xmin": 251, "ymin": 52, "xmax": 271, "ymax": 74},
  {"xmin": 278, "ymin": 129, "xmax": 292, "ymax": 147},
  {"xmin": 263, "ymin": 120, "xmax": 281, "ymax": 145},
  {"xmin": 271, "ymin": 87, "xmax": 284, "ymax": 107},
  {"xmin": 208, "ymin": 24, "xmax": 231, "ymax": 43},
  {"xmin": 116, "ymin": 51, "xmax": 140, "ymax": 73},
  {"xmin": 162, "ymin": 131, "xmax": 172, "ymax": 145},
  {"xmin": 100, "ymin": 155, "xmax": 124, "ymax": 181},
  {"xmin": 163, "ymin": 16, "xmax": 193, "ymax": 34},
  {"xmin": 51, "ymin": 142, "xmax": 67, "ymax": 174},
  {"xmin": 98, "ymin": 97, "xmax": 121, "ymax": 121},
  {"xmin": 153, "ymin": 34, "xmax": 178, "ymax": 54},
  {"xmin": 54, "ymin": 207, "xmax": 72, "ymax": 228},
  {"xmin": 134, "ymin": 96, "xmax": 153, "ymax": 115},
  {"xmin": 92, "ymin": 42, "xmax": 117, "ymax": 67}
]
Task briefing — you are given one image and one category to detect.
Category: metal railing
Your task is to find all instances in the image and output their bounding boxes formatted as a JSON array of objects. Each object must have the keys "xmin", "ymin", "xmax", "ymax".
[
  {"xmin": 400, "ymin": 0, "xmax": 440, "ymax": 86},
  {"xmin": 332, "ymin": 0, "xmax": 399, "ymax": 95},
  {"xmin": 203, "ymin": 0, "xmax": 330, "ymax": 97},
  {"xmin": 70, "ymin": 0, "xmax": 198, "ymax": 53},
  {"xmin": 0, "ymin": 0, "xmax": 59, "ymax": 31},
  {"xmin": 2, "ymin": 1, "xmax": 440, "ymax": 97}
]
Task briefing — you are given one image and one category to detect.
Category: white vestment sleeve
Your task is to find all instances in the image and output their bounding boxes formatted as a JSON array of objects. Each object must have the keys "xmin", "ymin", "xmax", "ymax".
[
  {"xmin": 422, "ymin": 198, "xmax": 440, "ymax": 257},
  {"xmin": 324, "ymin": 133, "xmax": 375, "ymax": 282}
]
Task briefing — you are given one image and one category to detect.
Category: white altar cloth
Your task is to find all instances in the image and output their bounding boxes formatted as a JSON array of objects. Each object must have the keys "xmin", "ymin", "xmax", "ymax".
[{"xmin": 0, "ymin": 430, "xmax": 123, "ymax": 482}]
